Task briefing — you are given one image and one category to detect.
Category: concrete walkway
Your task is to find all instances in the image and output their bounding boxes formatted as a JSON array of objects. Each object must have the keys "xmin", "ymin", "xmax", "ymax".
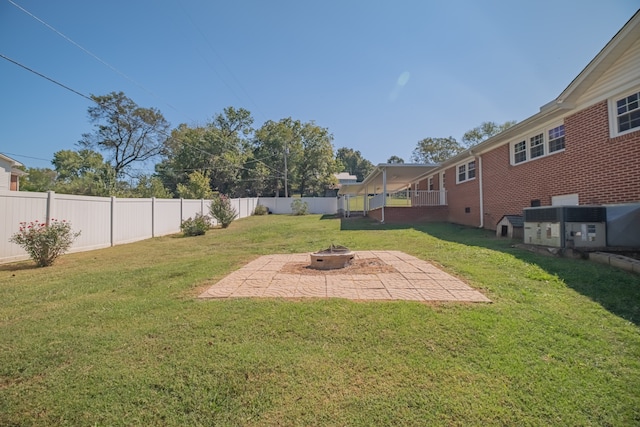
[{"xmin": 199, "ymin": 251, "xmax": 491, "ymax": 303}]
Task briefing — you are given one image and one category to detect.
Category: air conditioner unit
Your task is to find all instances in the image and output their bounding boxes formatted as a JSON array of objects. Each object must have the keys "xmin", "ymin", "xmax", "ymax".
[{"xmin": 523, "ymin": 206, "xmax": 606, "ymax": 249}]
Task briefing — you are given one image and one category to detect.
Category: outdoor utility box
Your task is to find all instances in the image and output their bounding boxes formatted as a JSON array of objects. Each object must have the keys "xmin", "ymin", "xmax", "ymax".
[{"xmin": 523, "ymin": 206, "xmax": 607, "ymax": 249}]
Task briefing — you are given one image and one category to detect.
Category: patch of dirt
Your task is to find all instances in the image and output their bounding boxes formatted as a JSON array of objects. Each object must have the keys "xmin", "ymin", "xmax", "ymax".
[{"xmin": 280, "ymin": 258, "xmax": 398, "ymax": 275}]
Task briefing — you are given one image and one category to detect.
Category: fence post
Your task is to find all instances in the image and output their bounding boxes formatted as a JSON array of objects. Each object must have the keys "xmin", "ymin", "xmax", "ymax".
[
  {"xmin": 110, "ymin": 196, "xmax": 116, "ymax": 247},
  {"xmin": 46, "ymin": 191, "xmax": 55, "ymax": 225},
  {"xmin": 151, "ymin": 197, "xmax": 156, "ymax": 238}
]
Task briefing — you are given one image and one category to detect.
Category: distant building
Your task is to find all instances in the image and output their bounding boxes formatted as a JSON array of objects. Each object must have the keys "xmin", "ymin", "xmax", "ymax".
[
  {"xmin": 0, "ymin": 153, "xmax": 26, "ymax": 191},
  {"xmin": 335, "ymin": 172, "xmax": 358, "ymax": 185}
]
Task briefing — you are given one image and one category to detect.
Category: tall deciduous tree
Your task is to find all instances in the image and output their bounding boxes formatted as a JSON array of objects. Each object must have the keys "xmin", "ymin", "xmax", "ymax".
[
  {"xmin": 20, "ymin": 167, "xmax": 57, "ymax": 192},
  {"xmin": 253, "ymin": 118, "xmax": 302, "ymax": 197},
  {"xmin": 51, "ymin": 149, "xmax": 117, "ymax": 196},
  {"xmin": 335, "ymin": 147, "xmax": 374, "ymax": 182},
  {"xmin": 295, "ymin": 122, "xmax": 338, "ymax": 196},
  {"xmin": 253, "ymin": 118, "xmax": 337, "ymax": 196},
  {"xmin": 176, "ymin": 170, "xmax": 215, "ymax": 199},
  {"xmin": 461, "ymin": 120, "xmax": 517, "ymax": 146},
  {"xmin": 156, "ymin": 107, "xmax": 253, "ymax": 197},
  {"xmin": 411, "ymin": 137, "xmax": 463, "ymax": 164},
  {"xmin": 79, "ymin": 91, "xmax": 170, "ymax": 179},
  {"xmin": 387, "ymin": 155, "xmax": 405, "ymax": 164}
]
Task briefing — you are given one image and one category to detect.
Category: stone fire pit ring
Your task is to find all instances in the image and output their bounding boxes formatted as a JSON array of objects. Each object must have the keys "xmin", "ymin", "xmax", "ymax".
[{"xmin": 310, "ymin": 244, "xmax": 354, "ymax": 270}]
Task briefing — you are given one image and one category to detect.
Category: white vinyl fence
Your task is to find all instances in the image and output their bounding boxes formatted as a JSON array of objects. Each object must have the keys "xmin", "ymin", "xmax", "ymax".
[{"xmin": 0, "ymin": 191, "xmax": 337, "ymax": 264}]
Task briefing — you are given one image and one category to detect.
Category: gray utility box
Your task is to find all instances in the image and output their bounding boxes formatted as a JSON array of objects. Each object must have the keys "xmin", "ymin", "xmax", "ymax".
[{"xmin": 523, "ymin": 206, "xmax": 607, "ymax": 249}]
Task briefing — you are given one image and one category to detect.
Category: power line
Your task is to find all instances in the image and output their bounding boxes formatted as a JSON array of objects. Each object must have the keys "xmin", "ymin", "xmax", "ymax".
[
  {"xmin": 7, "ymin": 0, "xmax": 181, "ymax": 115},
  {"xmin": 175, "ymin": 0, "xmax": 268, "ymax": 122},
  {"xmin": 0, "ymin": 53, "xmax": 93, "ymax": 102},
  {"xmin": 0, "ymin": 55, "xmax": 283, "ymax": 177}
]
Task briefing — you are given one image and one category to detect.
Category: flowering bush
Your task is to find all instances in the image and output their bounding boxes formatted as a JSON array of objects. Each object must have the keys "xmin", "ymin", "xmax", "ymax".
[
  {"xmin": 180, "ymin": 213, "xmax": 212, "ymax": 236},
  {"xmin": 9, "ymin": 219, "xmax": 81, "ymax": 267},
  {"xmin": 209, "ymin": 195, "xmax": 237, "ymax": 228}
]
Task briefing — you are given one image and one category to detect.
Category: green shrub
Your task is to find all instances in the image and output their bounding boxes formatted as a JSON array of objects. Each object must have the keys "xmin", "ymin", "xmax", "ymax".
[
  {"xmin": 210, "ymin": 195, "xmax": 237, "ymax": 228},
  {"xmin": 253, "ymin": 204, "xmax": 269, "ymax": 215},
  {"xmin": 180, "ymin": 213, "xmax": 212, "ymax": 236},
  {"xmin": 9, "ymin": 219, "xmax": 81, "ymax": 267},
  {"xmin": 291, "ymin": 199, "xmax": 309, "ymax": 216}
]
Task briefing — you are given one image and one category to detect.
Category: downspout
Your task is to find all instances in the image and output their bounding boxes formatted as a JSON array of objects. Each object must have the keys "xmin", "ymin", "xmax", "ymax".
[{"xmin": 476, "ymin": 152, "xmax": 484, "ymax": 229}]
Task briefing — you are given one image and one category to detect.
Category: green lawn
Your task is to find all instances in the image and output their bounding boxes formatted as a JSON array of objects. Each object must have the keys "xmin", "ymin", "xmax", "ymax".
[{"xmin": 1, "ymin": 215, "xmax": 639, "ymax": 426}]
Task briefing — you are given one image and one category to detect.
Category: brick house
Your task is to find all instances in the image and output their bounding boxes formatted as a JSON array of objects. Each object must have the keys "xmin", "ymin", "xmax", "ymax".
[
  {"xmin": 0, "ymin": 153, "xmax": 26, "ymax": 191},
  {"xmin": 350, "ymin": 10, "xmax": 639, "ymax": 229}
]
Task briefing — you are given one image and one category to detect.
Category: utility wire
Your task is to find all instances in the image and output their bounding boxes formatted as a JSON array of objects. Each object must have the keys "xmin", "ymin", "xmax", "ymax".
[
  {"xmin": 175, "ymin": 0, "xmax": 268, "ymax": 122},
  {"xmin": 7, "ymin": 0, "xmax": 181, "ymax": 114},
  {"xmin": 0, "ymin": 53, "xmax": 93, "ymax": 102},
  {"xmin": 1, "ymin": 53, "xmax": 284, "ymax": 177},
  {"xmin": 7, "ymin": 0, "xmax": 287, "ymax": 176}
]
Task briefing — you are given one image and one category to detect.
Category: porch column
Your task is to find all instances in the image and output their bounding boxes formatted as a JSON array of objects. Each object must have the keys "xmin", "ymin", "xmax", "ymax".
[{"xmin": 382, "ymin": 167, "xmax": 387, "ymax": 223}]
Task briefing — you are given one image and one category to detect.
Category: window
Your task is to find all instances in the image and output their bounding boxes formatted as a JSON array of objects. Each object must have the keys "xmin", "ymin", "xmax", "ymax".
[
  {"xmin": 616, "ymin": 91, "xmax": 640, "ymax": 133},
  {"xmin": 468, "ymin": 160, "xmax": 476, "ymax": 179},
  {"xmin": 428, "ymin": 177, "xmax": 434, "ymax": 190},
  {"xmin": 514, "ymin": 141, "xmax": 527, "ymax": 164},
  {"xmin": 511, "ymin": 123, "xmax": 565, "ymax": 165},
  {"xmin": 548, "ymin": 125, "xmax": 565, "ymax": 152},
  {"xmin": 456, "ymin": 160, "xmax": 476, "ymax": 183},
  {"xmin": 458, "ymin": 164, "xmax": 466, "ymax": 182},
  {"xmin": 530, "ymin": 133, "xmax": 544, "ymax": 159}
]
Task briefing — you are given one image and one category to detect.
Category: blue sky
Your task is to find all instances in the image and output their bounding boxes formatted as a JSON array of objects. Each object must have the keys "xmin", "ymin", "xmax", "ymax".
[{"xmin": 1, "ymin": 1, "xmax": 638, "ymax": 172}]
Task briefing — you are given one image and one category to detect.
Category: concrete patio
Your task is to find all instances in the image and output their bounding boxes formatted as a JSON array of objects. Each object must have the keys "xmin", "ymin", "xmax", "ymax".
[{"xmin": 199, "ymin": 251, "xmax": 491, "ymax": 303}]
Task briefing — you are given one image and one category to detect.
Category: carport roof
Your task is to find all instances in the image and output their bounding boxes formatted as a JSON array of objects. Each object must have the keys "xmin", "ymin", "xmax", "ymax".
[{"xmin": 338, "ymin": 163, "xmax": 438, "ymax": 195}]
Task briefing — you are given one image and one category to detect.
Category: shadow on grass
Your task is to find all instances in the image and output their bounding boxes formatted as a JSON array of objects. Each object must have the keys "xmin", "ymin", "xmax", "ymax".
[{"xmin": 341, "ymin": 216, "xmax": 640, "ymax": 326}]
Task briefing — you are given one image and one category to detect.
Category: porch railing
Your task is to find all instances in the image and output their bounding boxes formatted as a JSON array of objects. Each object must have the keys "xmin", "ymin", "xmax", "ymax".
[{"xmin": 367, "ymin": 190, "xmax": 447, "ymax": 210}]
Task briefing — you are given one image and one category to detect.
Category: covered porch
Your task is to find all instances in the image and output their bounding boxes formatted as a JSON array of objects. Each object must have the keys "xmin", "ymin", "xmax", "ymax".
[{"xmin": 338, "ymin": 163, "xmax": 447, "ymax": 223}]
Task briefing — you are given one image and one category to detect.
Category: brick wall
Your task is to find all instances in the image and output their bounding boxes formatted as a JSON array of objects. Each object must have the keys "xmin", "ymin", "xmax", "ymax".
[
  {"xmin": 444, "ymin": 165, "xmax": 482, "ymax": 227},
  {"xmin": 482, "ymin": 101, "xmax": 640, "ymax": 229},
  {"xmin": 408, "ymin": 101, "xmax": 640, "ymax": 230},
  {"xmin": 368, "ymin": 206, "xmax": 448, "ymax": 223}
]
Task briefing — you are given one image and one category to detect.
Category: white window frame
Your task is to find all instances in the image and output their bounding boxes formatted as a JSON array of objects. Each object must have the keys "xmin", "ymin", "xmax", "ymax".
[
  {"xmin": 510, "ymin": 122, "xmax": 565, "ymax": 165},
  {"xmin": 548, "ymin": 124, "xmax": 565, "ymax": 153},
  {"xmin": 428, "ymin": 176, "xmax": 434, "ymax": 191},
  {"xmin": 608, "ymin": 86, "xmax": 640, "ymax": 138},
  {"xmin": 456, "ymin": 159, "xmax": 476, "ymax": 184}
]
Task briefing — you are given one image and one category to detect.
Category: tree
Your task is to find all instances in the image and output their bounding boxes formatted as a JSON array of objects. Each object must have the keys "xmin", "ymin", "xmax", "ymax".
[
  {"xmin": 295, "ymin": 122, "xmax": 339, "ymax": 196},
  {"xmin": 79, "ymin": 91, "xmax": 170, "ymax": 179},
  {"xmin": 461, "ymin": 120, "xmax": 517, "ymax": 147},
  {"xmin": 253, "ymin": 118, "xmax": 302, "ymax": 197},
  {"xmin": 411, "ymin": 137, "xmax": 463, "ymax": 164},
  {"xmin": 176, "ymin": 170, "xmax": 215, "ymax": 199},
  {"xmin": 387, "ymin": 155, "xmax": 404, "ymax": 164},
  {"xmin": 335, "ymin": 147, "xmax": 374, "ymax": 181},
  {"xmin": 51, "ymin": 149, "xmax": 117, "ymax": 196},
  {"xmin": 129, "ymin": 175, "xmax": 172, "ymax": 198},
  {"xmin": 20, "ymin": 167, "xmax": 57, "ymax": 192},
  {"xmin": 156, "ymin": 107, "xmax": 253, "ymax": 197}
]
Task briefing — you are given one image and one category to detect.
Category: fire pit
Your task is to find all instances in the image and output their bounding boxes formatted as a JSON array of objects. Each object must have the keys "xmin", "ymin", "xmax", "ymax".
[{"xmin": 310, "ymin": 244, "xmax": 354, "ymax": 270}]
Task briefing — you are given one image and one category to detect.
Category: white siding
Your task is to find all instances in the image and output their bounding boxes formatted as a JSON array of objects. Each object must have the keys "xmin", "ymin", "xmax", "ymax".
[
  {"xmin": 576, "ymin": 37, "xmax": 640, "ymax": 107},
  {"xmin": 0, "ymin": 170, "xmax": 9, "ymax": 191}
]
